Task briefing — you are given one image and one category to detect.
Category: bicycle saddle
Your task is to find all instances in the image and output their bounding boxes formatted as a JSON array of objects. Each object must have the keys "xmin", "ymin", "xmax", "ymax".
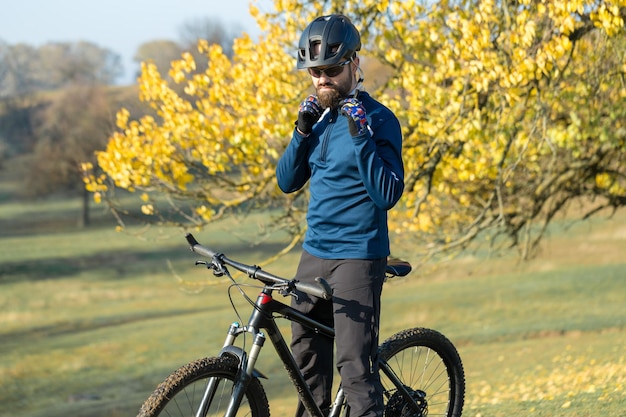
[{"xmin": 386, "ymin": 258, "xmax": 412, "ymax": 277}]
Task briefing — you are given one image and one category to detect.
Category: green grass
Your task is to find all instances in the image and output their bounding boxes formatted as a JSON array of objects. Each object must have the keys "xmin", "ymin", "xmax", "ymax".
[{"xmin": 1, "ymin": 179, "xmax": 625, "ymax": 417}]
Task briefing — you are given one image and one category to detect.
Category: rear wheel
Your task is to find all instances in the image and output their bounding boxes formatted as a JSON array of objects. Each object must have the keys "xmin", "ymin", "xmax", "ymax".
[
  {"xmin": 137, "ymin": 356, "xmax": 270, "ymax": 417},
  {"xmin": 379, "ymin": 328, "xmax": 465, "ymax": 417}
]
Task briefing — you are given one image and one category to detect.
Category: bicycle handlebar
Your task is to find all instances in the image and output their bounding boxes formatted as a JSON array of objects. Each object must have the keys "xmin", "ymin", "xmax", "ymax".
[{"xmin": 185, "ymin": 233, "xmax": 333, "ymax": 300}]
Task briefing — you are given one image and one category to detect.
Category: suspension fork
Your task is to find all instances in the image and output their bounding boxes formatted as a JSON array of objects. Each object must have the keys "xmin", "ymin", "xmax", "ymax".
[
  {"xmin": 195, "ymin": 320, "xmax": 267, "ymax": 417},
  {"xmin": 223, "ymin": 330, "xmax": 266, "ymax": 417},
  {"xmin": 221, "ymin": 292, "xmax": 279, "ymax": 417}
]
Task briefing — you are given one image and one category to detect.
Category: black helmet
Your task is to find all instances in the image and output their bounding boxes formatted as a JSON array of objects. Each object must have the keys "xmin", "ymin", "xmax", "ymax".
[{"xmin": 297, "ymin": 14, "xmax": 361, "ymax": 69}]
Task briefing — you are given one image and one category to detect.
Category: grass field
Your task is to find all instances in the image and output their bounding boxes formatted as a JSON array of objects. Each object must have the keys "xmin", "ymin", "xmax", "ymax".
[{"xmin": 1, "ymin": 177, "xmax": 625, "ymax": 417}]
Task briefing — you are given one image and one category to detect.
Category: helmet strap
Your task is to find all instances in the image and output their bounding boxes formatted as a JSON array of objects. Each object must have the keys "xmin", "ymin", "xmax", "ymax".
[{"xmin": 352, "ymin": 57, "xmax": 365, "ymax": 91}]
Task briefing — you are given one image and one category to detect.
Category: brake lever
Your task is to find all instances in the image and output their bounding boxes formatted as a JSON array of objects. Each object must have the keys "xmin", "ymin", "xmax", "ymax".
[
  {"xmin": 277, "ymin": 282, "xmax": 299, "ymax": 300},
  {"xmin": 195, "ymin": 259, "xmax": 227, "ymax": 277}
]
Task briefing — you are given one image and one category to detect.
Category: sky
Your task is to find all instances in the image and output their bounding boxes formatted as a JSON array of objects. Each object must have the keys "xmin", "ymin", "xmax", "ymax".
[{"xmin": 1, "ymin": 0, "xmax": 273, "ymax": 85}]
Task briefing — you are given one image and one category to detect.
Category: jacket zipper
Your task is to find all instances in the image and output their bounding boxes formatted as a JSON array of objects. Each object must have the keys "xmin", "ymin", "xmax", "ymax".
[{"xmin": 320, "ymin": 109, "xmax": 337, "ymax": 163}]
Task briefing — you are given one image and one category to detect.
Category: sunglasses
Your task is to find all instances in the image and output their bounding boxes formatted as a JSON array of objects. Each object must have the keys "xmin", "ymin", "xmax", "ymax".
[{"xmin": 308, "ymin": 60, "xmax": 351, "ymax": 78}]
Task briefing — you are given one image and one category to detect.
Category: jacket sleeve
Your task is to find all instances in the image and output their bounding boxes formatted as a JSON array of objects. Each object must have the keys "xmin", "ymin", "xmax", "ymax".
[
  {"xmin": 276, "ymin": 129, "xmax": 312, "ymax": 193},
  {"xmin": 351, "ymin": 116, "xmax": 404, "ymax": 210}
]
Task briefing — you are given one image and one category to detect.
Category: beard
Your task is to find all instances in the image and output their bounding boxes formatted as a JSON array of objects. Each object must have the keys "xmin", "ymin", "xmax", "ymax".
[
  {"xmin": 316, "ymin": 79, "xmax": 352, "ymax": 109},
  {"xmin": 317, "ymin": 87, "xmax": 342, "ymax": 109}
]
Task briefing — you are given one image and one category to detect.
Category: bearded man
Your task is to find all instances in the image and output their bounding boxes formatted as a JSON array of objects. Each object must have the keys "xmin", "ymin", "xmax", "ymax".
[{"xmin": 276, "ymin": 14, "xmax": 405, "ymax": 417}]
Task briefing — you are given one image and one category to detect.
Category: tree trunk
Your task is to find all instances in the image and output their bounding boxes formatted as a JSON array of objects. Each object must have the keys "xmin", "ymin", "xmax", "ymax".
[{"xmin": 78, "ymin": 186, "xmax": 90, "ymax": 228}]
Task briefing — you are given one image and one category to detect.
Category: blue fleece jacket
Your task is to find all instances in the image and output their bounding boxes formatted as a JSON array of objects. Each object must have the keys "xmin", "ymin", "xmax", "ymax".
[{"xmin": 276, "ymin": 91, "xmax": 404, "ymax": 259}]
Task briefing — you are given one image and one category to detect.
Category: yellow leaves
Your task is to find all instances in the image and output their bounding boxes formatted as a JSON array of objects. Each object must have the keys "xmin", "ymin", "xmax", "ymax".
[
  {"xmin": 554, "ymin": 36, "xmax": 573, "ymax": 56},
  {"xmin": 469, "ymin": 351, "xmax": 626, "ymax": 408},
  {"xmin": 557, "ymin": 14, "xmax": 577, "ymax": 34},
  {"xmin": 383, "ymin": 48, "xmax": 402, "ymax": 66},
  {"xmin": 196, "ymin": 205, "xmax": 215, "ymax": 222},
  {"xmin": 80, "ymin": 162, "xmax": 107, "ymax": 204},
  {"xmin": 537, "ymin": 3, "xmax": 547, "ymax": 15},
  {"xmin": 375, "ymin": 0, "xmax": 389, "ymax": 13},
  {"xmin": 115, "ymin": 108, "xmax": 130, "ymax": 130},
  {"xmin": 85, "ymin": 0, "xmax": 626, "ymax": 249},
  {"xmin": 389, "ymin": 0, "xmax": 405, "ymax": 16},
  {"xmin": 140, "ymin": 204, "xmax": 154, "ymax": 215},
  {"xmin": 86, "ymin": 1, "xmax": 308, "ymax": 221},
  {"xmin": 515, "ymin": 9, "xmax": 531, "ymax": 28},
  {"xmin": 596, "ymin": 173, "xmax": 625, "ymax": 195},
  {"xmin": 592, "ymin": 3, "xmax": 626, "ymax": 35},
  {"xmin": 169, "ymin": 52, "xmax": 196, "ymax": 83},
  {"xmin": 520, "ymin": 19, "xmax": 537, "ymax": 48},
  {"xmin": 96, "ymin": 109, "xmax": 195, "ymax": 192}
]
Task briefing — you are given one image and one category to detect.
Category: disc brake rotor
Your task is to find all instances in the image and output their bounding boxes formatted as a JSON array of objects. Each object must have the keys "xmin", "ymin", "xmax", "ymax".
[{"xmin": 384, "ymin": 387, "xmax": 428, "ymax": 417}]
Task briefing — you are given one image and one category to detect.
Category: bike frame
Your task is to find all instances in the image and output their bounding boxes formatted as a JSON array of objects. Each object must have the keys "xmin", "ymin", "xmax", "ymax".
[{"xmin": 202, "ymin": 285, "xmax": 422, "ymax": 417}]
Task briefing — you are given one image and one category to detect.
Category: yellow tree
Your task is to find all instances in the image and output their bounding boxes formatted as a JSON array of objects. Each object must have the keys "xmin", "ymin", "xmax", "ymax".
[{"xmin": 84, "ymin": 0, "xmax": 626, "ymax": 261}]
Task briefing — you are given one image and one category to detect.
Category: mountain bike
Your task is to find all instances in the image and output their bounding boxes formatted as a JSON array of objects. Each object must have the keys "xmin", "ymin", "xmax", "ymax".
[{"xmin": 137, "ymin": 233, "xmax": 465, "ymax": 417}]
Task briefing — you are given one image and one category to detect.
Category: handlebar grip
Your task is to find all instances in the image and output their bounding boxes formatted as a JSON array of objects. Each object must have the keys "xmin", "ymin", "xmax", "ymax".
[
  {"xmin": 295, "ymin": 277, "xmax": 333, "ymax": 300},
  {"xmin": 185, "ymin": 233, "xmax": 217, "ymax": 259},
  {"xmin": 185, "ymin": 233, "xmax": 199, "ymax": 246}
]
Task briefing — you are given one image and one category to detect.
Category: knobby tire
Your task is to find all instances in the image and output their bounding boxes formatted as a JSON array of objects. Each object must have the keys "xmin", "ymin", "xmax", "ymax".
[
  {"xmin": 137, "ymin": 355, "xmax": 270, "ymax": 417},
  {"xmin": 379, "ymin": 327, "xmax": 465, "ymax": 417}
]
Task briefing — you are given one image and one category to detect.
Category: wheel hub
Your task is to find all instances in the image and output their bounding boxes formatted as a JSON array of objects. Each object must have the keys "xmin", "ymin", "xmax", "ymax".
[{"xmin": 384, "ymin": 387, "xmax": 428, "ymax": 417}]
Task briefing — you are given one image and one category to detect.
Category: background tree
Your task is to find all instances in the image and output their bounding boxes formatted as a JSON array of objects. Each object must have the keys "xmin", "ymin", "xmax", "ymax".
[
  {"xmin": 0, "ymin": 41, "xmax": 122, "ymax": 96},
  {"xmin": 132, "ymin": 18, "xmax": 240, "ymax": 86},
  {"xmin": 26, "ymin": 84, "xmax": 114, "ymax": 227},
  {"xmin": 37, "ymin": 41, "xmax": 123, "ymax": 87},
  {"xmin": 85, "ymin": 0, "xmax": 626, "ymax": 263},
  {"xmin": 133, "ymin": 40, "xmax": 185, "ymax": 81},
  {"xmin": 178, "ymin": 16, "xmax": 243, "ymax": 80},
  {"xmin": 0, "ymin": 40, "xmax": 122, "ymax": 170},
  {"xmin": 0, "ymin": 41, "xmax": 123, "ymax": 228},
  {"xmin": 178, "ymin": 16, "xmax": 242, "ymax": 58},
  {"xmin": 0, "ymin": 42, "xmax": 41, "ymax": 169},
  {"xmin": 0, "ymin": 42, "xmax": 40, "ymax": 97}
]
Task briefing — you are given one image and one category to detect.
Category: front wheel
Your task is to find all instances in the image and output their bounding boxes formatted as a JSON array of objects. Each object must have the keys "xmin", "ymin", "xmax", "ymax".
[
  {"xmin": 137, "ymin": 356, "xmax": 270, "ymax": 417},
  {"xmin": 378, "ymin": 327, "xmax": 465, "ymax": 417}
]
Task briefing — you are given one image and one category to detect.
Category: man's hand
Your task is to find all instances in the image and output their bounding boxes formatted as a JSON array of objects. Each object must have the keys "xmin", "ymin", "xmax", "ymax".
[
  {"xmin": 296, "ymin": 95, "xmax": 322, "ymax": 135},
  {"xmin": 340, "ymin": 98, "xmax": 369, "ymax": 136}
]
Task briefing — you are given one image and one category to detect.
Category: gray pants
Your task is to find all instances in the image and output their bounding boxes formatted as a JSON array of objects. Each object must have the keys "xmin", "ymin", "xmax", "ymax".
[{"xmin": 290, "ymin": 251, "xmax": 386, "ymax": 417}]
